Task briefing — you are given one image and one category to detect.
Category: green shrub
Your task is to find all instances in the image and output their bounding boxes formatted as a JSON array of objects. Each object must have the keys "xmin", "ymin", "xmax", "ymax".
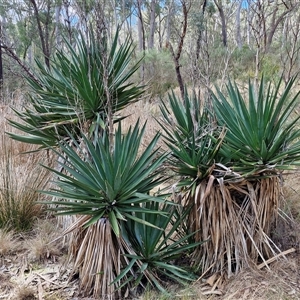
[{"xmin": 142, "ymin": 49, "xmax": 177, "ymax": 96}]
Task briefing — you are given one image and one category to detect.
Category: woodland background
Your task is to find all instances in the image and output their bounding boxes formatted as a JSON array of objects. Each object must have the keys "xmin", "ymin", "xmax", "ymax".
[{"xmin": 1, "ymin": 0, "xmax": 300, "ymax": 100}]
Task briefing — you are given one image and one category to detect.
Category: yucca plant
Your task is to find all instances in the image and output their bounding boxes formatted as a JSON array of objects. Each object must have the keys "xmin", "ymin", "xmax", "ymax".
[
  {"xmin": 42, "ymin": 121, "xmax": 168, "ymax": 298},
  {"xmin": 159, "ymin": 90, "xmax": 234, "ymax": 273},
  {"xmin": 115, "ymin": 201, "xmax": 202, "ymax": 294},
  {"xmin": 160, "ymin": 77, "xmax": 300, "ymax": 276},
  {"xmin": 209, "ymin": 76, "xmax": 300, "ymax": 269},
  {"xmin": 7, "ymin": 28, "xmax": 144, "ymax": 148}
]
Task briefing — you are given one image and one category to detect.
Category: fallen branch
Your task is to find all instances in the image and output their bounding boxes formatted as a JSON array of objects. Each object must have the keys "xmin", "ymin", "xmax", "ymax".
[{"xmin": 257, "ymin": 248, "xmax": 296, "ymax": 269}]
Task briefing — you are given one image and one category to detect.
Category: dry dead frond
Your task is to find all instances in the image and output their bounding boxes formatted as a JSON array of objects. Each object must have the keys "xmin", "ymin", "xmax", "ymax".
[
  {"xmin": 66, "ymin": 216, "xmax": 131, "ymax": 299},
  {"xmin": 185, "ymin": 173, "xmax": 282, "ymax": 277}
]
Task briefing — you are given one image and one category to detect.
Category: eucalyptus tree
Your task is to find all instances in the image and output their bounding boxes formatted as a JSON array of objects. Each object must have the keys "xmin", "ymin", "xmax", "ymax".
[{"xmin": 246, "ymin": 0, "xmax": 299, "ymax": 54}]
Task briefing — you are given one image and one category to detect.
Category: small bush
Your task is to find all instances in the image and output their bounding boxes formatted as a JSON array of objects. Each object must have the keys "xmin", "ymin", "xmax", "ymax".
[
  {"xmin": 260, "ymin": 54, "xmax": 281, "ymax": 82},
  {"xmin": 26, "ymin": 219, "xmax": 63, "ymax": 262},
  {"xmin": 142, "ymin": 49, "xmax": 177, "ymax": 96},
  {"xmin": 231, "ymin": 45, "xmax": 256, "ymax": 80},
  {"xmin": 14, "ymin": 285, "xmax": 37, "ymax": 300}
]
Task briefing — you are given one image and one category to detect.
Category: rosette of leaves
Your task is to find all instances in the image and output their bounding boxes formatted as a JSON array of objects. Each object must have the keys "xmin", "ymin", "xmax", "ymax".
[
  {"xmin": 42, "ymin": 121, "xmax": 168, "ymax": 298},
  {"xmin": 158, "ymin": 90, "xmax": 226, "ymax": 192},
  {"xmin": 212, "ymin": 76, "xmax": 300, "ymax": 176},
  {"xmin": 8, "ymin": 28, "xmax": 144, "ymax": 149},
  {"xmin": 114, "ymin": 201, "xmax": 202, "ymax": 294}
]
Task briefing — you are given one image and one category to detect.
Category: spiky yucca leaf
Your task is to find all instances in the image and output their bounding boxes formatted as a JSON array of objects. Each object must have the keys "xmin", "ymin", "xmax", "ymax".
[
  {"xmin": 113, "ymin": 201, "xmax": 202, "ymax": 293},
  {"xmin": 42, "ymin": 121, "xmax": 167, "ymax": 237},
  {"xmin": 158, "ymin": 90, "xmax": 226, "ymax": 191},
  {"xmin": 8, "ymin": 28, "xmax": 144, "ymax": 149},
  {"xmin": 212, "ymin": 76, "xmax": 300, "ymax": 176}
]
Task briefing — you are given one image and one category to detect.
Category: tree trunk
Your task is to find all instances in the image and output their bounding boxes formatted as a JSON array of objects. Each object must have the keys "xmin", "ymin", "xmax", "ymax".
[
  {"xmin": 137, "ymin": 0, "xmax": 145, "ymax": 52},
  {"xmin": 165, "ymin": 0, "xmax": 174, "ymax": 47},
  {"xmin": 136, "ymin": 0, "xmax": 145, "ymax": 81},
  {"xmin": 148, "ymin": 0, "xmax": 156, "ymax": 49},
  {"xmin": 63, "ymin": 1, "xmax": 73, "ymax": 42},
  {"xmin": 0, "ymin": 22, "xmax": 3, "ymax": 101},
  {"xmin": 29, "ymin": 0, "xmax": 51, "ymax": 69},
  {"xmin": 168, "ymin": 0, "xmax": 189, "ymax": 101},
  {"xmin": 196, "ymin": 0, "xmax": 208, "ymax": 60},
  {"xmin": 214, "ymin": 0, "xmax": 227, "ymax": 47},
  {"xmin": 55, "ymin": 5, "xmax": 62, "ymax": 48},
  {"xmin": 236, "ymin": 0, "xmax": 243, "ymax": 48},
  {"xmin": 246, "ymin": 0, "xmax": 252, "ymax": 46}
]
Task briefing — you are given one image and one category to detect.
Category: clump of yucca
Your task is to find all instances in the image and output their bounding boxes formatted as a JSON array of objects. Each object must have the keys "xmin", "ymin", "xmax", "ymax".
[{"xmin": 159, "ymin": 77, "xmax": 300, "ymax": 275}]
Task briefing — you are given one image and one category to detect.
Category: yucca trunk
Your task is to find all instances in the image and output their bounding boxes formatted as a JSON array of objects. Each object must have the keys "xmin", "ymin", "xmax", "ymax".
[
  {"xmin": 185, "ymin": 174, "xmax": 281, "ymax": 276},
  {"xmin": 66, "ymin": 216, "xmax": 129, "ymax": 299}
]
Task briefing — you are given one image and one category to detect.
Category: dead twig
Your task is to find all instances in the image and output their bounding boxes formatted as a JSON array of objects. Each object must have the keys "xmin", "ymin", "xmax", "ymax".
[{"xmin": 257, "ymin": 248, "xmax": 296, "ymax": 269}]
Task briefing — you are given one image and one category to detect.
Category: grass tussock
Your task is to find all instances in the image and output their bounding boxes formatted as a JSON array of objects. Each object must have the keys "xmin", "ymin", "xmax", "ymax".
[
  {"xmin": 25, "ymin": 219, "xmax": 64, "ymax": 262},
  {"xmin": 0, "ymin": 136, "xmax": 52, "ymax": 232},
  {"xmin": 13, "ymin": 285, "xmax": 37, "ymax": 300},
  {"xmin": 0, "ymin": 229, "xmax": 19, "ymax": 255}
]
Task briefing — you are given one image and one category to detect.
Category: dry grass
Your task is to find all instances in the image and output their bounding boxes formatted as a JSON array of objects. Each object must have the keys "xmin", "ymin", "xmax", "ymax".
[
  {"xmin": 282, "ymin": 172, "xmax": 300, "ymax": 221},
  {"xmin": 0, "ymin": 138, "xmax": 52, "ymax": 231},
  {"xmin": 0, "ymin": 228, "xmax": 19, "ymax": 255},
  {"xmin": 13, "ymin": 286, "xmax": 37, "ymax": 300},
  {"xmin": 121, "ymin": 99, "xmax": 164, "ymax": 149},
  {"xmin": 0, "ymin": 102, "xmax": 54, "ymax": 232},
  {"xmin": 25, "ymin": 219, "xmax": 64, "ymax": 262},
  {"xmin": 139, "ymin": 257, "xmax": 300, "ymax": 300}
]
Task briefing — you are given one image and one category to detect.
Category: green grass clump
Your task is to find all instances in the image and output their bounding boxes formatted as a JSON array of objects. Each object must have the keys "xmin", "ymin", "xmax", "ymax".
[{"xmin": 0, "ymin": 138, "xmax": 50, "ymax": 232}]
